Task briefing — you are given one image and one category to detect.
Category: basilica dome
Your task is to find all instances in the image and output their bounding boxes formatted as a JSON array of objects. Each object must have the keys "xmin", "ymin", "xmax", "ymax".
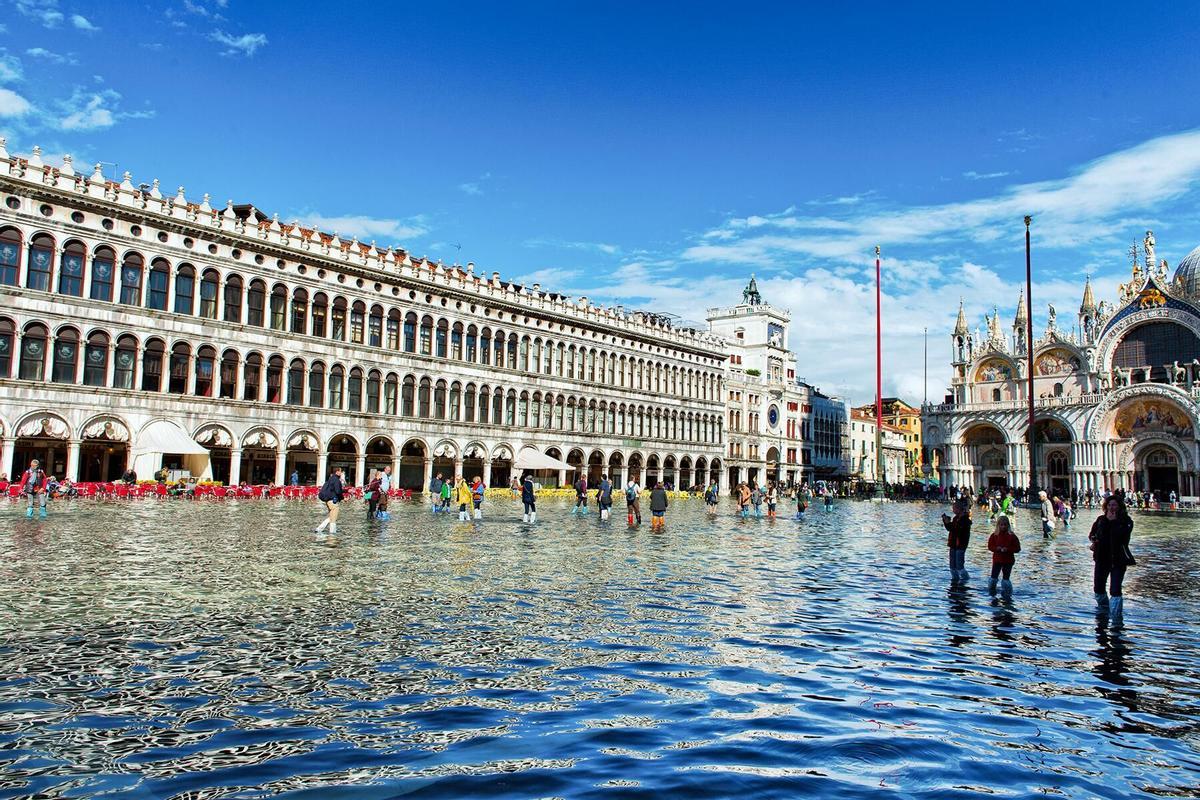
[{"xmin": 1174, "ymin": 244, "xmax": 1200, "ymax": 298}]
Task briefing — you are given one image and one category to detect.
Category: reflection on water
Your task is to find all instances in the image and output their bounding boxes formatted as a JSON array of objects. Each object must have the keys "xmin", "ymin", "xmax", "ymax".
[{"xmin": 2, "ymin": 499, "xmax": 1200, "ymax": 798}]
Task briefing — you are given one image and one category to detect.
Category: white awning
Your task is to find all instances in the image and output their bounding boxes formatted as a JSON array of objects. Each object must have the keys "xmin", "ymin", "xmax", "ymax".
[
  {"xmin": 133, "ymin": 420, "xmax": 211, "ymax": 456},
  {"xmin": 514, "ymin": 447, "xmax": 573, "ymax": 471}
]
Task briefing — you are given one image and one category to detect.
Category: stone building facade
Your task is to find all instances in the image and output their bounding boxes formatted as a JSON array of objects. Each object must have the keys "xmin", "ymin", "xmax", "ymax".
[
  {"xmin": 0, "ymin": 143, "xmax": 727, "ymax": 490},
  {"xmin": 923, "ymin": 231, "xmax": 1200, "ymax": 499}
]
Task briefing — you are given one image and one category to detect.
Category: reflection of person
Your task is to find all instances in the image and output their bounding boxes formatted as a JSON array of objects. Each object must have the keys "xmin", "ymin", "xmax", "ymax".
[{"xmin": 1089, "ymin": 495, "xmax": 1135, "ymax": 620}]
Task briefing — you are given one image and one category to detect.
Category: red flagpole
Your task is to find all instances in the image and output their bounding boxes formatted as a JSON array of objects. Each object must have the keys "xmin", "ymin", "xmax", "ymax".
[{"xmin": 875, "ymin": 245, "xmax": 884, "ymax": 493}]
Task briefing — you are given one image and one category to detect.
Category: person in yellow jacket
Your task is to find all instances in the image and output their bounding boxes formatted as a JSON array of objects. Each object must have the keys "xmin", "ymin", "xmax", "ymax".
[{"xmin": 455, "ymin": 476, "xmax": 473, "ymax": 521}]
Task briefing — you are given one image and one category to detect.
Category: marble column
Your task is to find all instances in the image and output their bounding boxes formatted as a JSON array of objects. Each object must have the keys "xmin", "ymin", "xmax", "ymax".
[
  {"xmin": 316, "ymin": 452, "xmax": 328, "ymax": 484},
  {"xmin": 483, "ymin": 460, "xmax": 493, "ymax": 488},
  {"xmin": 422, "ymin": 457, "xmax": 433, "ymax": 495},
  {"xmin": 229, "ymin": 448, "xmax": 243, "ymax": 485},
  {"xmin": 558, "ymin": 468, "xmax": 567, "ymax": 487},
  {"xmin": 275, "ymin": 448, "xmax": 287, "ymax": 485},
  {"xmin": 354, "ymin": 453, "xmax": 366, "ymax": 487},
  {"xmin": 453, "ymin": 457, "xmax": 463, "ymax": 482},
  {"xmin": 67, "ymin": 439, "xmax": 81, "ymax": 481},
  {"xmin": 2, "ymin": 438, "xmax": 16, "ymax": 479}
]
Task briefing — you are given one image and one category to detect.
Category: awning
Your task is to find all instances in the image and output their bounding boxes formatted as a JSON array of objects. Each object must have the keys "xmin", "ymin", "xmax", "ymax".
[
  {"xmin": 514, "ymin": 447, "xmax": 573, "ymax": 471},
  {"xmin": 133, "ymin": 420, "xmax": 211, "ymax": 456}
]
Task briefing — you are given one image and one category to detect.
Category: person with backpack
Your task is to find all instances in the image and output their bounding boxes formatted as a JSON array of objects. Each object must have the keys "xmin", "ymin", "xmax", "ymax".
[
  {"xmin": 315, "ymin": 467, "xmax": 345, "ymax": 534},
  {"xmin": 471, "ymin": 476, "xmax": 486, "ymax": 519},
  {"xmin": 597, "ymin": 474, "xmax": 613, "ymax": 521},
  {"xmin": 19, "ymin": 459, "xmax": 48, "ymax": 519},
  {"xmin": 704, "ymin": 480, "xmax": 719, "ymax": 516},
  {"xmin": 649, "ymin": 481, "xmax": 669, "ymax": 530},
  {"xmin": 521, "ymin": 474, "xmax": 537, "ymax": 523},
  {"xmin": 572, "ymin": 474, "xmax": 589, "ymax": 514},
  {"xmin": 625, "ymin": 478, "xmax": 642, "ymax": 526}
]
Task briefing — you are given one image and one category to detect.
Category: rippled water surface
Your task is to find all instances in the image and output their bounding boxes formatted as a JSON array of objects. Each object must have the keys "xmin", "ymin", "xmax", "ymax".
[{"xmin": 2, "ymin": 497, "xmax": 1200, "ymax": 799}]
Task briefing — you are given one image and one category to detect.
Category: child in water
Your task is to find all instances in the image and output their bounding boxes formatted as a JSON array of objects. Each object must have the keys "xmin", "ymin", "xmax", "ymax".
[
  {"xmin": 986, "ymin": 514, "xmax": 1021, "ymax": 594},
  {"xmin": 766, "ymin": 483, "xmax": 778, "ymax": 520}
]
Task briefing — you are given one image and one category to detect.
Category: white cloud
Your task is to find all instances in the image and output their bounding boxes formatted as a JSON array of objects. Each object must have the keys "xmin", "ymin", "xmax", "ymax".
[
  {"xmin": 0, "ymin": 88, "xmax": 34, "ymax": 117},
  {"xmin": 962, "ymin": 170, "xmax": 1010, "ymax": 180},
  {"xmin": 457, "ymin": 171, "xmax": 492, "ymax": 196},
  {"xmin": 301, "ymin": 213, "xmax": 430, "ymax": 242},
  {"xmin": 0, "ymin": 54, "xmax": 22, "ymax": 83},
  {"xmin": 54, "ymin": 88, "xmax": 154, "ymax": 131},
  {"xmin": 523, "ymin": 237, "xmax": 620, "ymax": 256},
  {"xmin": 25, "ymin": 47, "xmax": 77, "ymax": 65},
  {"xmin": 70, "ymin": 14, "xmax": 99, "ymax": 31},
  {"xmin": 15, "ymin": 0, "xmax": 64, "ymax": 27},
  {"xmin": 184, "ymin": 0, "xmax": 210, "ymax": 16},
  {"xmin": 210, "ymin": 30, "xmax": 268, "ymax": 57}
]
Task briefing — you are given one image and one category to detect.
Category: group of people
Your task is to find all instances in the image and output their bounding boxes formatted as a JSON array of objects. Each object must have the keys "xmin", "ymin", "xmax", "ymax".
[
  {"xmin": 568, "ymin": 474, "xmax": 672, "ymax": 529},
  {"xmin": 427, "ymin": 473, "xmax": 486, "ymax": 521},
  {"xmin": 941, "ymin": 490, "xmax": 1136, "ymax": 620},
  {"xmin": 733, "ymin": 481, "xmax": 833, "ymax": 520}
]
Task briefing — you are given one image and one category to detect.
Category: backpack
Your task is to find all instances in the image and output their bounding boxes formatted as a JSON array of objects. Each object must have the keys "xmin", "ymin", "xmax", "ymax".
[{"xmin": 626, "ymin": 484, "xmax": 637, "ymax": 502}]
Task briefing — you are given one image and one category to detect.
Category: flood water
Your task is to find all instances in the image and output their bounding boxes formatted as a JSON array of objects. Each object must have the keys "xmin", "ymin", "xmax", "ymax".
[{"xmin": 1, "ymin": 497, "xmax": 1199, "ymax": 799}]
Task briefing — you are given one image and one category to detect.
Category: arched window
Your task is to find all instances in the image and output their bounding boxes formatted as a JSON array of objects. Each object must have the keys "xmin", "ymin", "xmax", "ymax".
[
  {"xmin": 386, "ymin": 309, "xmax": 401, "ymax": 350},
  {"xmin": 291, "ymin": 288, "xmax": 308, "ymax": 335},
  {"xmin": 992, "ymin": 388, "xmax": 1001, "ymax": 402},
  {"xmin": 1053, "ymin": 382, "xmax": 1064, "ymax": 397},
  {"xmin": 195, "ymin": 345, "xmax": 216, "ymax": 397},
  {"xmin": 19, "ymin": 322, "xmax": 48, "ymax": 380},
  {"xmin": 435, "ymin": 319, "xmax": 448, "ymax": 358},
  {"xmin": 90, "ymin": 246, "xmax": 115, "ymax": 301},
  {"xmin": 266, "ymin": 355, "xmax": 284, "ymax": 403},
  {"xmin": 418, "ymin": 377, "xmax": 431, "ymax": 418},
  {"xmin": 199, "ymin": 269, "xmax": 219, "ymax": 319},
  {"xmin": 384, "ymin": 373, "xmax": 398, "ymax": 415},
  {"xmin": 269, "ymin": 285, "xmax": 287, "ymax": 330},
  {"xmin": 518, "ymin": 391, "xmax": 528, "ymax": 427},
  {"xmin": 350, "ymin": 301, "xmax": 365, "ymax": 344},
  {"xmin": 466, "ymin": 325, "xmax": 478, "ymax": 362},
  {"xmin": 58, "ymin": 240, "xmax": 84, "ymax": 296},
  {"xmin": 141, "ymin": 339, "xmax": 164, "ymax": 391},
  {"xmin": 480, "ymin": 328, "xmax": 492, "ymax": 365},
  {"xmin": 308, "ymin": 361, "xmax": 325, "ymax": 407},
  {"xmin": 366, "ymin": 369, "xmax": 381, "ymax": 413},
  {"xmin": 433, "ymin": 379, "xmax": 447, "ymax": 419},
  {"xmin": 174, "ymin": 264, "xmax": 195, "ymax": 315},
  {"xmin": 368, "ymin": 305, "xmax": 383, "ymax": 348},
  {"xmin": 26, "ymin": 233, "xmax": 53, "ymax": 291},
  {"xmin": 328, "ymin": 365, "xmax": 344, "ymax": 409},
  {"xmin": 451, "ymin": 323, "xmax": 463, "ymax": 360},
  {"xmin": 219, "ymin": 349, "xmax": 238, "ymax": 398},
  {"xmin": 1048, "ymin": 451, "xmax": 1068, "ymax": 476},
  {"xmin": 478, "ymin": 384, "xmax": 490, "ymax": 423},
  {"xmin": 519, "ymin": 337, "xmax": 529, "ymax": 371},
  {"xmin": 464, "ymin": 382, "xmax": 476, "ymax": 422},
  {"xmin": 114, "ymin": 335, "xmax": 137, "ymax": 389},
  {"xmin": 331, "ymin": 297, "xmax": 347, "ymax": 341},
  {"xmin": 243, "ymin": 353, "xmax": 262, "ymax": 401},
  {"xmin": 403, "ymin": 312, "xmax": 417, "ymax": 352},
  {"xmin": 0, "ymin": 227, "xmax": 20, "ymax": 286},
  {"xmin": 168, "ymin": 342, "xmax": 191, "ymax": 394},
  {"xmin": 493, "ymin": 387, "xmax": 504, "ymax": 425},
  {"xmin": 506, "ymin": 334, "xmax": 517, "ymax": 369},
  {"xmin": 119, "ymin": 252, "xmax": 144, "ymax": 305},
  {"xmin": 419, "ymin": 315, "xmax": 433, "ymax": 355},
  {"xmin": 347, "ymin": 367, "xmax": 363, "ymax": 412},
  {"xmin": 287, "ymin": 358, "xmax": 305, "ymax": 405},
  {"xmin": 147, "ymin": 259, "xmax": 169, "ymax": 310},
  {"xmin": 51, "ymin": 327, "xmax": 79, "ymax": 383},
  {"xmin": 311, "ymin": 292, "xmax": 328, "ymax": 337},
  {"xmin": 401, "ymin": 375, "xmax": 415, "ymax": 416},
  {"xmin": 246, "ymin": 280, "xmax": 266, "ymax": 326},
  {"xmin": 0, "ymin": 318, "xmax": 14, "ymax": 378},
  {"xmin": 223, "ymin": 274, "xmax": 243, "ymax": 323}
]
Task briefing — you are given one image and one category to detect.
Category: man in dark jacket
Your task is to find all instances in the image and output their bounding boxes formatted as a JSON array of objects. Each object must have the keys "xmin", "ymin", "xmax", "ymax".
[
  {"xmin": 315, "ymin": 467, "xmax": 345, "ymax": 534},
  {"xmin": 649, "ymin": 482, "xmax": 669, "ymax": 530},
  {"xmin": 941, "ymin": 498, "xmax": 971, "ymax": 583},
  {"xmin": 521, "ymin": 474, "xmax": 537, "ymax": 523}
]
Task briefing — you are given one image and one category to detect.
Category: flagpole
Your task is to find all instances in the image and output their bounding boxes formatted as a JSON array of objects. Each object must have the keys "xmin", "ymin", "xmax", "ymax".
[
  {"xmin": 875, "ymin": 245, "xmax": 884, "ymax": 498},
  {"xmin": 1025, "ymin": 216, "xmax": 1036, "ymax": 498}
]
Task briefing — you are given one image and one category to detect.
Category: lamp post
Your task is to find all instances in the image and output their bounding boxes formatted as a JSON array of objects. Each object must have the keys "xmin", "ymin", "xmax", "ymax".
[{"xmin": 1024, "ymin": 216, "xmax": 1037, "ymax": 499}]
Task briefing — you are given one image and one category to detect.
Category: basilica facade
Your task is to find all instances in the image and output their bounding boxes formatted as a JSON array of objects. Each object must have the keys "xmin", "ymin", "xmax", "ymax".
[
  {"xmin": 0, "ymin": 143, "xmax": 727, "ymax": 490},
  {"xmin": 923, "ymin": 231, "xmax": 1200, "ymax": 499}
]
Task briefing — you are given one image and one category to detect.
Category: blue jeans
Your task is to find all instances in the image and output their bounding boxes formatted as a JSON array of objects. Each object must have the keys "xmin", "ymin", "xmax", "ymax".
[
  {"xmin": 948, "ymin": 548, "xmax": 966, "ymax": 573},
  {"xmin": 26, "ymin": 492, "xmax": 47, "ymax": 510},
  {"xmin": 1094, "ymin": 563, "xmax": 1127, "ymax": 597}
]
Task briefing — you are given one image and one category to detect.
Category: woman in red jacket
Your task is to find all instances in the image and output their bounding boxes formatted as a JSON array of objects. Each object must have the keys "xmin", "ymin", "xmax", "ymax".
[{"xmin": 987, "ymin": 514, "xmax": 1021, "ymax": 595}]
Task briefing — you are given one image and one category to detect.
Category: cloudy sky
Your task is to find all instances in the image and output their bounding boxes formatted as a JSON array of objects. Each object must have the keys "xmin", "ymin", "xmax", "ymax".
[{"xmin": 3, "ymin": 1, "xmax": 1200, "ymax": 405}]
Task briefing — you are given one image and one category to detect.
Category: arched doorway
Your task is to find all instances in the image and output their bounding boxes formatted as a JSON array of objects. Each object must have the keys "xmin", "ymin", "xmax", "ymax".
[
  {"xmin": 646, "ymin": 454, "xmax": 660, "ymax": 487},
  {"xmin": 240, "ymin": 428, "xmax": 279, "ymax": 485},
  {"xmin": 286, "ymin": 430, "xmax": 320, "ymax": 486},
  {"xmin": 663, "ymin": 454, "xmax": 677, "ymax": 489},
  {"xmin": 608, "ymin": 451, "xmax": 625, "ymax": 487},
  {"xmin": 366, "ymin": 436, "xmax": 394, "ymax": 480},
  {"xmin": 194, "ymin": 424, "xmax": 234, "ymax": 485},
  {"xmin": 680, "ymin": 456, "xmax": 693, "ymax": 490},
  {"xmin": 13, "ymin": 414, "xmax": 70, "ymax": 479},
  {"xmin": 1034, "ymin": 418, "xmax": 1073, "ymax": 496},
  {"xmin": 79, "ymin": 417, "xmax": 130, "ymax": 481},
  {"xmin": 588, "ymin": 449, "xmax": 605, "ymax": 484},
  {"xmin": 962, "ymin": 424, "xmax": 1009, "ymax": 490},
  {"xmin": 1137, "ymin": 446, "xmax": 1180, "ymax": 497},
  {"xmin": 463, "ymin": 442, "xmax": 486, "ymax": 485},
  {"xmin": 328, "ymin": 434, "xmax": 358, "ymax": 485},
  {"xmin": 398, "ymin": 439, "xmax": 427, "ymax": 490},
  {"xmin": 566, "ymin": 448, "xmax": 585, "ymax": 482},
  {"xmin": 431, "ymin": 440, "xmax": 457, "ymax": 484},
  {"xmin": 628, "ymin": 452, "xmax": 644, "ymax": 484},
  {"xmin": 491, "ymin": 444, "xmax": 513, "ymax": 487}
]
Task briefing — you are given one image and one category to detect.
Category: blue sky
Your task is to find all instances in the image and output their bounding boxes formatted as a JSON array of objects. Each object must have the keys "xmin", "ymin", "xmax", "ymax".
[{"xmin": 3, "ymin": 1, "xmax": 1200, "ymax": 405}]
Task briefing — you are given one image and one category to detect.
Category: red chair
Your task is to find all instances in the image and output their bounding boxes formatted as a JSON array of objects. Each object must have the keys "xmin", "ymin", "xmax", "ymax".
[
  {"xmin": 6, "ymin": 485, "xmax": 20, "ymax": 498},
  {"xmin": 268, "ymin": 486, "xmax": 283, "ymax": 498}
]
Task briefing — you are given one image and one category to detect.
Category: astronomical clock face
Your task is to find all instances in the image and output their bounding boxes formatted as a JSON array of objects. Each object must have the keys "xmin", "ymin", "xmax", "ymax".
[{"xmin": 768, "ymin": 405, "xmax": 779, "ymax": 429}]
